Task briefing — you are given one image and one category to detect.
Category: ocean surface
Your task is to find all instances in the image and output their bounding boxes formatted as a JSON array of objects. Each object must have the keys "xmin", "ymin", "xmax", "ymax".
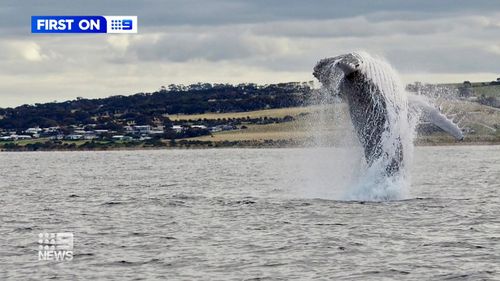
[{"xmin": 1, "ymin": 146, "xmax": 499, "ymax": 280}]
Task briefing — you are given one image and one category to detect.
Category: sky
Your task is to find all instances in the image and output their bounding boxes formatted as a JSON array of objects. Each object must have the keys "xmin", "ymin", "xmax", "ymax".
[{"xmin": 0, "ymin": 0, "xmax": 499, "ymax": 107}]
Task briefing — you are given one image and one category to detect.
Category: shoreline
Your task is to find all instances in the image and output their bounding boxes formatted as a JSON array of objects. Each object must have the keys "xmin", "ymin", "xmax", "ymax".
[{"xmin": 1, "ymin": 139, "xmax": 499, "ymax": 152}]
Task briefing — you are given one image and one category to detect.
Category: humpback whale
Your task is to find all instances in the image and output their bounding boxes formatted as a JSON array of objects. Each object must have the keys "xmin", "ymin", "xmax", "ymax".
[{"xmin": 313, "ymin": 52, "xmax": 463, "ymax": 176}]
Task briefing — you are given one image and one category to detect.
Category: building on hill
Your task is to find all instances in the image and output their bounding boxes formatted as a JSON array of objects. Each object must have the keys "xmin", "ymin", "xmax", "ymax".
[
  {"xmin": 25, "ymin": 127, "xmax": 42, "ymax": 134},
  {"xmin": 0, "ymin": 135, "xmax": 32, "ymax": 141},
  {"xmin": 172, "ymin": 125, "xmax": 183, "ymax": 133},
  {"xmin": 65, "ymin": 134, "xmax": 83, "ymax": 140}
]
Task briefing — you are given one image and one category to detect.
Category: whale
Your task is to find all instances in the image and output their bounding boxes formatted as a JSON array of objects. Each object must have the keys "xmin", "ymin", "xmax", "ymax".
[{"xmin": 313, "ymin": 52, "xmax": 463, "ymax": 176}]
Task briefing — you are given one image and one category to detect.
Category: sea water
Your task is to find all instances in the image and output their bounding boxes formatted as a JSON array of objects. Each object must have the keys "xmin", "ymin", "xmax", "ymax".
[{"xmin": 1, "ymin": 147, "xmax": 499, "ymax": 280}]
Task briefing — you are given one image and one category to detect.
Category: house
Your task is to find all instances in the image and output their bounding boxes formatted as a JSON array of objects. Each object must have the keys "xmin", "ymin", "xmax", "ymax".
[
  {"xmin": 149, "ymin": 129, "xmax": 164, "ymax": 135},
  {"xmin": 192, "ymin": 125, "xmax": 207, "ymax": 129},
  {"xmin": 49, "ymin": 135, "xmax": 64, "ymax": 140},
  {"xmin": 83, "ymin": 132, "xmax": 97, "ymax": 140},
  {"xmin": 43, "ymin": 127, "xmax": 61, "ymax": 133},
  {"xmin": 210, "ymin": 126, "xmax": 222, "ymax": 132},
  {"xmin": 65, "ymin": 134, "xmax": 84, "ymax": 140},
  {"xmin": 2, "ymin": 135, "xmax": 32, "ymax": 140},
  {"xmin": 25, "ymin": 127, "xmax": 42, "ymax": 134},
  {"xmin": 134, "ymin": 125, "xmax": 151, "ymax": 134},
  {"xmin": 17, "ymin": 135, "xmax": 32, "ymax": 140},
  {"xmin": 221, "ymin": 125, "xmax": 235, "ymax": 131},
  {"xmin": 125, "ymin": 125, "xmax": 158, "ymax": 135},
  {"xmin": 112, "ymin": 135, "xmax": 133, "ymax": 141},
  {"xmin": 172, "ymin": 125, "xmax": 183, "ymax": 133},
  {"xmin": 208, "ymin": 125, "xmax": 235, "ymax": 132}
]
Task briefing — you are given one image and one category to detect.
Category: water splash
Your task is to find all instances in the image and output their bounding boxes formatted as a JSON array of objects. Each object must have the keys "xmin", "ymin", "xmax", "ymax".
[{"xmin": 303, "ymin": 52, "xmax": 419, "ymax": 201}]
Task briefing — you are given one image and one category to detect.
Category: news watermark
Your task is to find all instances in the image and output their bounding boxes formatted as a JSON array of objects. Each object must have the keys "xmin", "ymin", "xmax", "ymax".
[
  {"xmin": 38, "ymin": 232, "xmax": 74, "ymax": 261},
  {"xmin": 31, "ymin": 16, "xmax": 138, "ymax": 34}
]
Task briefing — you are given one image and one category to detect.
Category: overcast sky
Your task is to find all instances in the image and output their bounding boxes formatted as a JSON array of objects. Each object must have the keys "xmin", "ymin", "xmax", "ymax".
[{"xmin": 0, "ymin": 0, "xmax": 499, "ymax": 107}]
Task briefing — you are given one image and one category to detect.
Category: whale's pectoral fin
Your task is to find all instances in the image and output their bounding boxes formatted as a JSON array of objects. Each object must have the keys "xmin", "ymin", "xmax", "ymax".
[{"xmin": 408, "ymin": 94, "xmax": 464, "ymax": 140}]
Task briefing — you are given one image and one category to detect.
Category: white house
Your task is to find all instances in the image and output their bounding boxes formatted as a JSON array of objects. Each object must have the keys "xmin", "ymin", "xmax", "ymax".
[
  {"xmin": 134, "ymin": 125, "xmax": 151, "ymax": 134},
  {"xmin": 172, "ymin": 125, "xmax": 183, "ymax": 132},
  {"xmin": 65, "ymin": 134, "xmax": 83, "ymax": 140},
  {"xmin": 3, "ymin": 135, "xmax": 32, "ymax": 140},
  {"xmin": 43, "ymin": 127, "xmax": 60, "ymax": 133},
  {"xmin": 83, "ymin": 132, "xmax": 97, "ymax": 140},
  {"xmin": 112, "ymin": 135, "xmax": 133, "ymax": 141},
  {"xmin": 192, "ymin": 125, "xmax": 207, "ymax": 129},
  {"xmin": 49, "ymin": 135, "xmax": 64, "ymax": 140},
  {"xmin": 25, "ymin": 127, "xmax": 42, "ymax": 134}
]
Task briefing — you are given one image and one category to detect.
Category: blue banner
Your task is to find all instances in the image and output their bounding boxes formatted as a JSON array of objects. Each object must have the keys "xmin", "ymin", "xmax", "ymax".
[{"xmin": 31, "ymin": 16, "xmax": 107, "ymax": 33}]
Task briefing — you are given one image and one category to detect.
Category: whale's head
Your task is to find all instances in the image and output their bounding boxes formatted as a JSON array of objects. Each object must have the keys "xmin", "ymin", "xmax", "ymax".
[{"xmin": 313, "ymin": 53, "xmax": 363, "ymax": 85}]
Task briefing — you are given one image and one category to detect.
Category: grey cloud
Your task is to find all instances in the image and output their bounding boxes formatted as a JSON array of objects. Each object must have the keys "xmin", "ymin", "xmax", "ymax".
[
  {"xmin": 250, "ymin": 17, "xmax": 456, "ymax": 38},
  {"xmin": 1, "ymin": 0, "xmax": 500, "ymax": 32},
  {"xmin": 388, "ymin": 46, "xmax": 500, "ymax": 74},
  {"xmin": 0, "ymin": 1, "xmax": 500, "ymax": 107},
  {"xmin": 128, "ymin": 33, "xmax": 255, "ymax": 62}
]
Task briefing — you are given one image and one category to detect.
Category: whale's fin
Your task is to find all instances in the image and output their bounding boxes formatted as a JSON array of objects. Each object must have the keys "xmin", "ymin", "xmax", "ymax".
[{"xmin": 408, "ymin": 94, "xmax": 464, "ymax": 140}]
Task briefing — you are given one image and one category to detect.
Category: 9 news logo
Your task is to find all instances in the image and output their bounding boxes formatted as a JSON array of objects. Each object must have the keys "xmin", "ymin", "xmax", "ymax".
[
  {"xmin": 31, "ymin": 16, "xmax": 137, "ymax": 34},
  {"xmin": 38, "ymin": 232, "xmax": 74, "ymax": 262},
  {"xmin": 110, "ymin": 19, "xmax": 133, "ymax": 31}
]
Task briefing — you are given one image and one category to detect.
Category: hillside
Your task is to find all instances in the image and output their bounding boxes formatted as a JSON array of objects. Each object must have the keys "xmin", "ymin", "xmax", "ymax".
[
  {"xmin": 1, "ymin": 80, "xmax": 499, "ymax": 150},
  {"xmin": 0, "ymin": 82, "xmax": 313, "ymax": 130},
  {"xmin": 183, "ymin": 102, "xmax": 500, "ymax": 145}
]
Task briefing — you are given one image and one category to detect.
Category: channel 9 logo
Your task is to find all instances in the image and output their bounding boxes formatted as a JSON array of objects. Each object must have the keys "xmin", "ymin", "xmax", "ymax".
[
  {"xmin": 106, "ymin": 16, "xmax": 137, "ymax": 33},
  {"xmin": 38, "ymin": 232, "xmax": 74, "ymax": 261},
  {"xmin": 110, "ymin": 19, "xmax": 133, "ymax": 31},
  {"xmin": 31, "ymin": 16, "xmax": 137, "ymax": 34}
]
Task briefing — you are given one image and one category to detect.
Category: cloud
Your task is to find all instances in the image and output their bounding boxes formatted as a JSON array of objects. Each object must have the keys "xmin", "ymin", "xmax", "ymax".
[
  {"xmin": 122, "ymin": 30, "xmax": 298, "ymax": 63},
  {"xmin": 0, "ymin": 1, "xmax": 499, "ymax": 107}
]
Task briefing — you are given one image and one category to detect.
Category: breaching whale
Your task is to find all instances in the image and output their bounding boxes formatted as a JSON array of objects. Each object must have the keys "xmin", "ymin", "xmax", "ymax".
[{"xmin": 313, "ymin": 52, "xmax": 463, "ymax": 176}]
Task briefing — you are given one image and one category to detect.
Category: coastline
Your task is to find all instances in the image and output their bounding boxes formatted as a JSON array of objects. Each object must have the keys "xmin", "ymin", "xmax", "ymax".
[
  {"xmin": 2, "ymin": 102, "xmax": 499, "ymax": 152},
  {"xmin": 1, "ymin": 137, "xmax": 499, "ymax": 152}
]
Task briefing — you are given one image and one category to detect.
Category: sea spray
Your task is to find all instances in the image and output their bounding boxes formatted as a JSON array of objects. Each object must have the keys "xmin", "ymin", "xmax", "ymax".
[{"xmin": 303, "ymin": 52, "xmax": 420, "ymax": 201}]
